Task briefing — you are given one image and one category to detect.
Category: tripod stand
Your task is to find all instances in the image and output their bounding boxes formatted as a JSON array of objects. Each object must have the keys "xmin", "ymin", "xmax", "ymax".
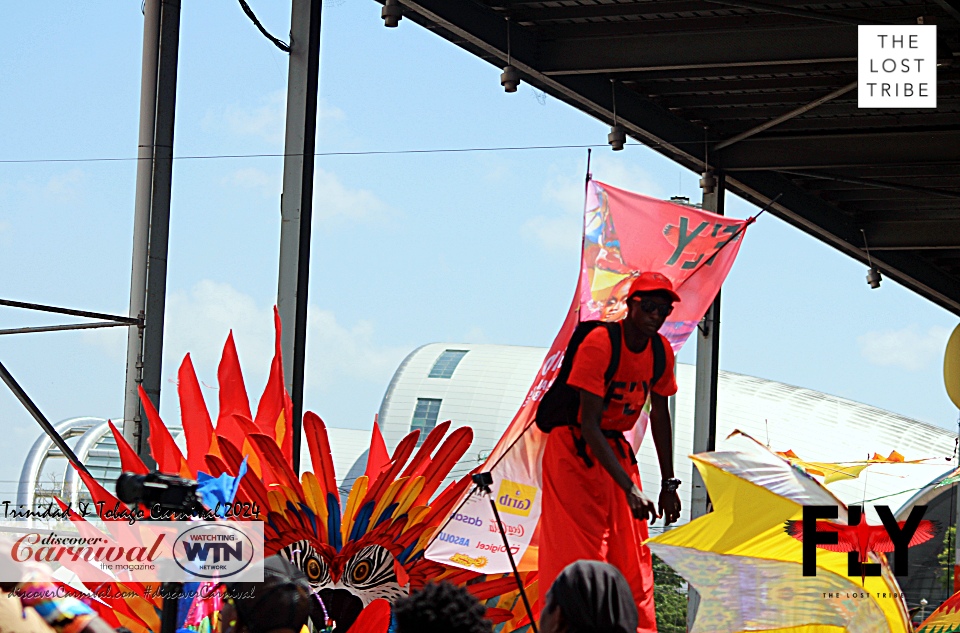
[{"xmin": 471, "ymin": 472, "xmax": 539, "ymax": 633}]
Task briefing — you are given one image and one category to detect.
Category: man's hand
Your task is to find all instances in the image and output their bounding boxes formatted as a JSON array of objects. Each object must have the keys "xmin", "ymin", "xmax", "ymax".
[
  {"xmin": 626, "ymin": 484, "xmax": 659, "ymax": 523},
  {"xmin": 659, "ymin": 489, "xmax": 681, "ymax": 525}
]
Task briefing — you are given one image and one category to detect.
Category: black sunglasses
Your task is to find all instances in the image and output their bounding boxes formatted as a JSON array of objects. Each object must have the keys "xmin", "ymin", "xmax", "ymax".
[{"xmin": 632, "ymin": 297, "xmax": 674, "ymax": 317}]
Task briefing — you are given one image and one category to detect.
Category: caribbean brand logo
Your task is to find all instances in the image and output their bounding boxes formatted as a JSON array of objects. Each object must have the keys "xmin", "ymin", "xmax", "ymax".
[
  {"xmin": 786, "ymin": 505, "xmax": 936, "ymax": 579},
  {"xmin": 449, "ymin": 553, "xmax": 488, "ymax": 569},
  {"xmin": 496, "ymin": 480, "xmax": 537, "ymax": 517}
]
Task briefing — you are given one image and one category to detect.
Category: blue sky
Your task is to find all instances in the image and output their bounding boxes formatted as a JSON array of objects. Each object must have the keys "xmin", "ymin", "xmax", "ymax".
[{"xmin": 1, "ymin": 2, "xmax": 957, "ymax": 499}]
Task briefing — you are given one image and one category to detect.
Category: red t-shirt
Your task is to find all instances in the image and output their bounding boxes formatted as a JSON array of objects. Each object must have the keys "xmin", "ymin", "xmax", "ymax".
[{"xmin": 566, "ymin": 327, "xmax": 677, "ymax": 431}]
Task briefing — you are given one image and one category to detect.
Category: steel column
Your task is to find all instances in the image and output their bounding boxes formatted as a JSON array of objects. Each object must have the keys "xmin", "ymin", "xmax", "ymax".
[
  {"xmin": 277, "ymin": 0, "xmax": 323, "ymax": 473},
  {"xmin": 122, "ymin": 0, "xmax": 181, "ymax": 465},
  {"xmin": 687, "ymin": 171, "xmax": 725, "ymax": 629}
]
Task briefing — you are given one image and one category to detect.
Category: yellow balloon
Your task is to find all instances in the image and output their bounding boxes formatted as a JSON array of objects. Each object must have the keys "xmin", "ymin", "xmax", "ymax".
[{"xmin": 944, "ymin": 324, "xmax": 960, "ymax": 409}]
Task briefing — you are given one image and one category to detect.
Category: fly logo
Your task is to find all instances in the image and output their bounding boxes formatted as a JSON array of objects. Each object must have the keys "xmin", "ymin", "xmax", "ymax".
[
  {"xmin": 786, "ymin": 505, "xmax": 936, "ymax": 579},
  {"xmin": 496, "ymin": 480, "xmax": 537, "ymax": 517},
  {"xmin": 662, "ymin": 217, "xmax": 741, "ymax": 269}
]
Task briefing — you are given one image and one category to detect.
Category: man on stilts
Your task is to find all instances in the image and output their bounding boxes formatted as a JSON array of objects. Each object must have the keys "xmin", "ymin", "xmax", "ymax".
[{"xmin": 539, "ymin": 272, "xmax": 683, "ymax": 633}]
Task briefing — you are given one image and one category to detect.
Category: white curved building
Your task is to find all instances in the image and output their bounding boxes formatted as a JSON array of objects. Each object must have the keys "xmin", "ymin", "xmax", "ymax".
[{"xmin": 376, "ymin": 343, "xmax": 956, "ymax": 527}]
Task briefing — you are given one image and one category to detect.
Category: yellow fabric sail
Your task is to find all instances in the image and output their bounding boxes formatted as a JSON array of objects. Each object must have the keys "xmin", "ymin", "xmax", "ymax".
[{"xmin": 647, "ymin": 439, "xmax": 912, "ymax": 633}]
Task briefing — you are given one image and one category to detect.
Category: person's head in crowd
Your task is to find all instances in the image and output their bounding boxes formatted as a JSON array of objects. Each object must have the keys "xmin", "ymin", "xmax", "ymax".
[
  {"xmin": 392, "ymin": 582, "xmax": 492, "ymax": 633},
  {"xmin": 221, "ymin": 556, "xmax": 313, "ymax": 633},
  {"xmin": 539, "ymin": 561, "xmax": 638, "ymax": 633}
]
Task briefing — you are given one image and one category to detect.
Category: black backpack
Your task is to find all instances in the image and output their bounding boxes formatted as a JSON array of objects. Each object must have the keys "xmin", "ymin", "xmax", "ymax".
[{"xmin": 534, "ymin": 320, "xmax": 666, "ymax": 433}]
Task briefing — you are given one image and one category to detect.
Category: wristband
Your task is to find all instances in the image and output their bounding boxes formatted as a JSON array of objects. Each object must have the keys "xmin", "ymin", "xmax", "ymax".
[{"xmin": 661, "ymin": 478, "xmax": 681, "ymax": 493}]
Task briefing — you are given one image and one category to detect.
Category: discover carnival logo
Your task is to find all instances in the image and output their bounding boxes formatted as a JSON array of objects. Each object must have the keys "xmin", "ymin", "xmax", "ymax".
[{"xmin": 173, "ymin": 524, "xmax": 255, "ymax": 579}]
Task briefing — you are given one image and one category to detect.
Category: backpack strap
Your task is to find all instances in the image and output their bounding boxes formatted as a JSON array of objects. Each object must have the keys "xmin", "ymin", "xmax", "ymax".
[
  {"xmin": 601, "ymin": 322, "xmax": 622, "ymax": 407},
  {"xmin": 602, "ymin": 321, "xmax": 622, "ymax": 386},
  {"xmin": 651, "ymin": 334, "xmax": 666, "ymax": 391}
]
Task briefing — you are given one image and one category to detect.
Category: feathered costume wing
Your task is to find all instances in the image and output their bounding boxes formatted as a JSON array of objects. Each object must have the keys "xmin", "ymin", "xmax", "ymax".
[{"xmin": 66, "ymin": 311, "xmax": 536, "ymax": 633}]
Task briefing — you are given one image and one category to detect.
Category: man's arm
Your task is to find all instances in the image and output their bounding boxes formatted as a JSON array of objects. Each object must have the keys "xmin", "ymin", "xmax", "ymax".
[
  {"xmin": 650, "ymin": 392, "xmax": 681, "ymax": 524},
  {"xmin": 579, "ymin": 390, "xmax": 658, "ymax": 522}
]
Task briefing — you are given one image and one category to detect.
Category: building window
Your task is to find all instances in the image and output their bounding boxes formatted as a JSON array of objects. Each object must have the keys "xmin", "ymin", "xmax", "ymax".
[
  {"xmin": 428, "ymin": 350, "xmax": 469, "ymax": 379},
  {"xmin": 410, "ymin": 398, "xmax": 442, "ymax": 444}
]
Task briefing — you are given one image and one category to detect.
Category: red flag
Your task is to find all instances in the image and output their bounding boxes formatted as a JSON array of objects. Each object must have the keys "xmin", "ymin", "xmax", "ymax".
[
  {"xmin": 178, "ymin": 354, "xmax": 215, "ymax": 474},
  {"xmin": 426, "ymin": 179, "xmax": 752, "ymax": 573},
  {"xmin": 217, "ymin": 331, "xmax": 252, "ymax": 426},
  {"xmin": 107, "ymin": 420, "xmax": 148, "ymax": 475},
  {"xmin": 139, "ymin": 385, "xmax": 190, "ymax": 477},
  {"xmin": 364, "ymin": 415, "xmax": 390, "ymax": 481},
  {"xmin": 254, "ymin": 307, "xmax": 293, "ymax": 462}
]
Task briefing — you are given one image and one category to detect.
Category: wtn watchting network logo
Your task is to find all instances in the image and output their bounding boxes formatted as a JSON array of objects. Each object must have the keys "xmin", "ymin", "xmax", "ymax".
[{"xmin": 174, "ymin": 523, "xmax": 256, "ymax": 579}]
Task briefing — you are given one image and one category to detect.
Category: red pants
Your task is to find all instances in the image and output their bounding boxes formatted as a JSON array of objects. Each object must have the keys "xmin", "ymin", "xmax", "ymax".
[{"xmin": 538, "ymin": 426, "xmax": 657, "ymax": 633}]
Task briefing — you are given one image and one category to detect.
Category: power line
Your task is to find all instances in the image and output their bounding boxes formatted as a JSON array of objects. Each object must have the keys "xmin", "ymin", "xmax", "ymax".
[
  {"xmin": 0, "ymin": 143, "xmax": 671, "ymax": 165},
  {"xmin": 237, "ymin": 0, "xmax": 290, "ymax": 53}
]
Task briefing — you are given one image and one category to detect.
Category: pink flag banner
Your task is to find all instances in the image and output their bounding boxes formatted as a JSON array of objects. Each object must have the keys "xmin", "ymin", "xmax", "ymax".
[{"xmin": 425, "ymin": 179, "xmax": 752, "ymax": 573}]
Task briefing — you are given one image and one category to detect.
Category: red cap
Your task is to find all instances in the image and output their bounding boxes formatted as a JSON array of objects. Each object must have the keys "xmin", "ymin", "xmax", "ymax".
[{"xmin": 627, "ymin": 272, "xmax": 681, "ymax": 302}]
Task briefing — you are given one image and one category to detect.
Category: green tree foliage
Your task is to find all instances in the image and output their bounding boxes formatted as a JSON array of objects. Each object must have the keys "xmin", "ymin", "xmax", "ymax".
[
  {"xmin": 653, "ymin": 554, "xmax": 687, "ymax": 633},
  {"xmin": 938, "ymin": 525, "xmax": 955, "ymax": 590}
]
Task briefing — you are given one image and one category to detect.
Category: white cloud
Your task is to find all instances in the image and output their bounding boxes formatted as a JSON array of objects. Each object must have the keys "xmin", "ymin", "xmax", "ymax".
[
  {"xmin": 221, "ymin": 167, "xmax": 279, "ymax": 197},
  {"xmin": 222, "ymin": 90, "xmax": 345, "ymax": 144},
  {"xmin": 218, "ymin": 166, "xmax": 389, "ymax": 224},
  {"xmin": 857, "ymin": 325, "xmax": 950, "ymax": 371},
  {"xmin": 44, "ymin": 169, "xmax": 84, "ymax": 201},
  {"xmin": 161, "ymin": 280, "xmax": 407, "ymax": 400},
  {"xmin": 523, "ymin": 156, "xmax": 667, "ymax": 254},
  {"xmin": 83, "ymin": 281, "xmax": 408, "ymax": 420},
  {"xmin": 312, "ymin": 168, "xmax": 389, "ymax": 223}
]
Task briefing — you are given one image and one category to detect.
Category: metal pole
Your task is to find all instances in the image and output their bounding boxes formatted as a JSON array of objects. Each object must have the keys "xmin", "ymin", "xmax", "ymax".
[
  {"xmin": 123, "ymin": 0, "xmax": 161, "ymax": 460},
  {"xmin": 278, "ymin": 0, "xmax": 323, "ymax": 473},
  {"xmin": 687, "ymin": 171, "xmax": 725, "ymax": 630},
  {"xmin": 140, "ymin": 0, "xmax": 181, "ymax": 458},
  {"xmin": 123, "ymin": 0, "xmax": 180, "ymax": 467},
  {"xmin": 0, "ymin": 360, "xmax": 91, "ymax": 478}
]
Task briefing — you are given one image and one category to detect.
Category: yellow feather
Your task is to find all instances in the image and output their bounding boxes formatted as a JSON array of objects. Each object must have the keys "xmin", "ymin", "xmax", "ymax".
[
  {"xmin": 301, "ymin": 472, "xmax": 329, "ymax": 543},
  {"xmin": 341, "ymin": 476, "xmax": 368, "ymax": 544},
  {"xmin": 401, "ymin": 506, "xmax": 431, "ymax": 533},
  {"xmin": 371, "ymin": 477, "xmax": 408, "ymax": 525},
  {"xmin": 413, "ymin": 526, "xmax": 437, "ymax": 554},
  {"xmin": 268, "ymin": 489, "xmax": 286, "ymax": 514},
  {"xmin": 393, "ymin": 477, "xmax": 425, "ymax": 518}
]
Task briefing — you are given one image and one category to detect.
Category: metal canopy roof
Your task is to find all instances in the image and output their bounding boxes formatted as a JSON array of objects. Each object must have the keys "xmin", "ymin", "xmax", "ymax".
[{"xmin": 380, "ymin": 0, "xmax": 960, "ymax": 313}]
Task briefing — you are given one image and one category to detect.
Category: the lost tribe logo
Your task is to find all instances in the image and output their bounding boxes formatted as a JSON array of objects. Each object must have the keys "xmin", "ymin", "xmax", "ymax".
[
  {"xmin": 789, "ymin": 505, "xmax": 935, "ymax": 578},
  {"xmin": 663, "ymin": 217, "xmax": 741, "ymax": 269}
]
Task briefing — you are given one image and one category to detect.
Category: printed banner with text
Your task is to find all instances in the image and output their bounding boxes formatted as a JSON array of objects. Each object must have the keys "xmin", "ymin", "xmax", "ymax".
[{"xmin": 425, "ymin": 180, "xmax": 751, "ymax": 573}]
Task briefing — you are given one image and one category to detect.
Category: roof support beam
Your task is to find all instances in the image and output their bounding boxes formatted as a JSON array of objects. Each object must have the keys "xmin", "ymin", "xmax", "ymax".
[
  {"xmin": 714, "ymin": 81, "xmax": 857, "ymax": 150},
  {"xmin": 720, "ymin": 130, "xmax": 960, "ymax": 170},
  {"xmin": 862, "ymin": 220, "xmax": 960, "ymax": 250},
  {"xmin": 728, "ymin": 170, "xmax": 960, "ymax": 313},
  {"xmin": 539, "ymin": 26, "xmax": 856, "ymax": 75}
]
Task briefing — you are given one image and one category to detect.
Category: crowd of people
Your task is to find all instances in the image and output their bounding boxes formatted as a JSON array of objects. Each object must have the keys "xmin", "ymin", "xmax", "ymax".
[{"xmin": 1, "ymin": 551, "xmax": 639, "ymax": 633}]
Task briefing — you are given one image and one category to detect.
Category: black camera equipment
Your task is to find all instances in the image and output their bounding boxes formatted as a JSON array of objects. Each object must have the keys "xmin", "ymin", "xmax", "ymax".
[
  {"xmin": 470, "ymin": 472, "xmax": 539, "ymax": 633},
  {"xmin": 115, "ymin": 471, "xmax": 202, "ymax": 513},
  {"xmin": 115, "ymin": 472, "xmax": 203, "ymax": 633}
]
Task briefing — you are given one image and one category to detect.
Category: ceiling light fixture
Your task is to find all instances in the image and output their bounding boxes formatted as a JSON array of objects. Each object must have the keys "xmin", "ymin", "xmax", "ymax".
[
  {"xmin": 608, "ymin": 80, "xmax": 625, "ymax": 151},
  {"xmin": 501, "ymin": 17, "xmax": 520, "ymax": 93},
  {"xmin": 861, "ymin": 229, "xmax": 882, "ymax": 289},
  {"xmin": 382, "ymin": 0, "xmax": 402, "ymax": 28}
]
